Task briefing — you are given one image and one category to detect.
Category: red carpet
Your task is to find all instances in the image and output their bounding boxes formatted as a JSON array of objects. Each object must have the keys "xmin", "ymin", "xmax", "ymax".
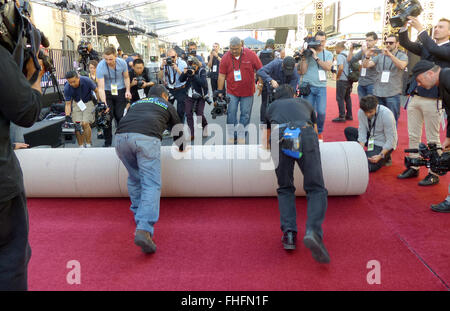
[{"xmin": 27, "ymin": 88, "xmax": 450, "ymax": 291}]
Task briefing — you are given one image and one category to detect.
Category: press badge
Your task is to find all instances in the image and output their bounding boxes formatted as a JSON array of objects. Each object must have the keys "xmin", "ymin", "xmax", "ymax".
[
  {"xmin": 360, "ymin": 68, "xmax": 367, "ymax": 77},
  {"xmin": 138, "ymin": 89, "xmax": 146, "ymax": 99},
  {"xmin": 368, "ymin": 138, "xmax": 375, "ymax": 151},
  {"xmin": 234, "ymin": 70, "xmax": 242, "ymax": 82},
  {"xmin": 77, "ymin": 100, "xmax": 87, "ymax": 112},
  {"xmin": 318, "ymin": 70, "xmax": 327, "ymax": 82},
  {"xmin": 111, "ymin": 84, "xmax": 118, "ymax": 96},
  {"xmin": 381, "ymin": 71, "xmax": 390, "ymax": 83},
  {"xmin": 212, "ymin": 65, "xmax": 217, "ymax": 72}
]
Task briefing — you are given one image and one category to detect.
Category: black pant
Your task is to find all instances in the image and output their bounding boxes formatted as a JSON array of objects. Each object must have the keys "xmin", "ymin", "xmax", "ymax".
[
  {"xmin": 273, "ymin": 127, "xmax": 328, "ymax": 239},
  {"xmin": 169, "ymin": 87, "xmax": 187, "ymax": 123},
  {"xmin": 260, "ymin": 86, "xmax": 269, "ymax": 123},
  {"xmin": 0, "ymin": 192, "xmax": 31, "ymax": 291},
  {"xmin": 336, "ymin": 80, "xmax": 353, "ymax": 118},
  {"xmin": 210, "ymin": 77, "xmax": 218, "ymax": 93},
  {"xmin": 104, "ymin": 89, "xmax": 127, "ymax": 146},
  {"xmin": 344, "ymin": 127, "xmax": 393, "ymax": 172}
]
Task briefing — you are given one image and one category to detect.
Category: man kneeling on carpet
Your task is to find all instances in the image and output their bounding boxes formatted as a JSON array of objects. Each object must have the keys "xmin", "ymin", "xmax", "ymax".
[
  {"xmin": 264, "ymin": 84, "xmax": 330, "ymax": 264},
  {"xmin": 114, "ymin": 85, "xmax": 186, "ymax": 253},
  {"xmin": 344, "ymin": 95, "xmax": 398, "ymax": 172}
]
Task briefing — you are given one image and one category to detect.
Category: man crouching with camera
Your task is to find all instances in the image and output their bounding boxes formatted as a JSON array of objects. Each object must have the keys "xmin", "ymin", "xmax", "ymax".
[
  {"xmin": 412, "ymin": 60, "xmax": 450, "ymax": 213},
  {"xmin": 129, "ymin": 58, "xmax": 154, "ymax": 103},
  {"xmin": 179, "ymin": 56, "xmax": 211, "ymax": 140}
]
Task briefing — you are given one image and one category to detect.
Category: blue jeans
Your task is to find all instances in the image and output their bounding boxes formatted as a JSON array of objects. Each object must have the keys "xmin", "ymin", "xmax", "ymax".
[
  {"xmin": 302, "ymin": 86, "xmax": 327, "ymax": 134},
  {"xmin": 357, "ymin": 84, "xmax": 374, "ymax": 99},
  {"xmin": 114, "ymin": 133, "xmax": 161, "ymax": 236},
  {"xmin": 227, "ymin": 94, "xmax": 254, "ymax": 140},
  {"xmin": 377, "ymin": 95, "xmax": 401, "ymax": 124}
]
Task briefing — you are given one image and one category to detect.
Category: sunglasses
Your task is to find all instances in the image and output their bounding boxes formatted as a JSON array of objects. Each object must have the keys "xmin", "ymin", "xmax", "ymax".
[{"xmin": 384, "ymin": 41, "xmax": 396, "ymax": 45}]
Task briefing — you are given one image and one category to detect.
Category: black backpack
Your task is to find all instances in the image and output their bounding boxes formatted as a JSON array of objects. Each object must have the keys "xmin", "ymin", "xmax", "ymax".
[
  {"xmin": 341, "ymin": 52, "xmax": 360, "ymax": 83},
  {"xmin": 259, "ymin": 49, "xmax": 275, "ymax": 66}
]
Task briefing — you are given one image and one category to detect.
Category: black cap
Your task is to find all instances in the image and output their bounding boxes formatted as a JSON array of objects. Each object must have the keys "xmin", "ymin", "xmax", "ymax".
[
  {"xmin": 266, "ymin": 39, "xmax": 275, "ymax": 46},
  {"xmin": 411, "ymin": 59, "xmax": 436, "ymax": 79},
  {"xmin": 282, "ymin": 56, "xmax": 296, "ymax": 75}
]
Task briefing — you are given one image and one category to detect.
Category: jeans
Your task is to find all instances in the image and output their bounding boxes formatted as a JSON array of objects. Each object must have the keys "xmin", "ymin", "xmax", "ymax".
[
  {"xmin": 302, "ymin": 86, "xmax": 327, "ymax": 134},
  {"xmin": 336, "ymin": 80, "xmax": 353, "ymax": 118},
  {"xmin": 0, "ymin": 192, "xmax": 31, "ymax": 290},
  {"xmin": 377, "ymin": 95, "xmax": 401, "ymax": 124},
  {"xmin": 227, "ymin": 94, "xmax": 254, "ymax": 140},
  {"xmin": 273, "ymin": 127, "xmax": 328, "ymax": 239},
  {"xmin": 357, "ymin": 84, "xmax": 374, "ymax": 99},
  {"xmin": 114, "ymin": 133, "xmax": 161, "ymax": 236}
]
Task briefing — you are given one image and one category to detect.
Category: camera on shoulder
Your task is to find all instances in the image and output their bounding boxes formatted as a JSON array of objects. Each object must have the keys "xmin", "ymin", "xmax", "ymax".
[{"xmin": 389, "ymin": 0, "xmax": 423, "ymax": 28}]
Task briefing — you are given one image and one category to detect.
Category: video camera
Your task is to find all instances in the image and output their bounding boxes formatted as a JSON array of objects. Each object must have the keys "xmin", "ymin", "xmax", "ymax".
[
  {"xmin": 298, "ymin": 38, "xmax": 322, "ymax": 59},
  {"xmin": 62, "ymin": 117, "xmax": 84, "ymax": 135},
  {"xmin": 404, "ymin": 143, "xmax": 450, "ymax": 176},
  {"xmin": 191, "ymin": 91, "xmax": 213, "ymax": 113},
  {"xmin": 0, "ymin": 0, "xmax": 50, "ymax": 83},
  {"xmin": 94, "ymin": 102, "xmax": 111, "ymax": 130},
  {"xmin": 211, "ymin": 91, "xmax": 230, "ymax": 119},
  {"xmin": 389, "ymin": 0, "xmax": 423, "ymax": 28}
]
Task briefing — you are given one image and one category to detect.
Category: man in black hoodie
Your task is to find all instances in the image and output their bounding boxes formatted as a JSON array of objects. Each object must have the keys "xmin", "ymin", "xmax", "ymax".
[{"xmin": 0, "ymin": 44, "xmax": 44, "ymax": 290}]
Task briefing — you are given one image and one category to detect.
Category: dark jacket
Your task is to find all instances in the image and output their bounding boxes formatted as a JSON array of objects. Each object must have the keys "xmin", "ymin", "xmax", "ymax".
[
  {"xmin": 399, "ymin": 30, "xmax": 450, "ymax": 98},
  {"xmin": 179, "ymin": 67, "xmax": 209, "ymax": 97},
  {"xmin": 439, "ymin": 68, "xmax": 450, "ymax": 138},
  {"xmin": 0, "ymin": 45, "xmax": 42, "ymax": 201}
]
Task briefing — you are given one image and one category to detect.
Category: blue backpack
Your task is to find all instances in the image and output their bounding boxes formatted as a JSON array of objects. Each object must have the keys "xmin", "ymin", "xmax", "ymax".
[{"xmin": 280, "ymin": 124, "xmax": 303, "ymax": 159}]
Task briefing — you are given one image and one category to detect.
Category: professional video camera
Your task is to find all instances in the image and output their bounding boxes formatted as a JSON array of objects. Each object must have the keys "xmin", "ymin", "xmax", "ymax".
[
  {"xmin": 0, "ymin": 0, "xmax": 50, "ymax": 83},
  {"xmin": 77, "ymin": 41, "xmax": 90, "ymax": 71},
  {"xmin": 94, "ymin": 102, "xmax": 111, "ymax": 130},
  {"xmin": 191, "ymin": 91, "xmax": 212, "ymax": 113},
  {"xmin": 389, "ymin": 0, "xmax": 423, "ymax": 28},
  {"xmin": 62, "ymin": 118, "xmax": 84, "ymax": 135},
  {"xmin": 299, "ymin": 38, "xmax": 322, "ymax": 58},
  {"xmin": 404, "ymin": 143, "xmax": 450, "ymax": 176},
  {"xmin": 211, "ymin": 91, "xmax": 230, "ymax": 119}
]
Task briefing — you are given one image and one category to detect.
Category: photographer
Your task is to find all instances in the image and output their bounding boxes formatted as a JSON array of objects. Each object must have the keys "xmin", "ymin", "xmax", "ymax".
[
  {"xmin": 397, "ymin": 17, "xmax": 450, "ymax": 185},
  {"xmin": 129, "ymin": 58, "xmax": 154, "ymax": 103},
  {"xmin": 187, "ymin": 42, "xmax": 206, "ymax": 67},
  {"xmin": 207, "ymin": 42, "xmax": 223, "ymax": 93},
  {"xmin": 257, "ymin": 39, "xmax": 276, "ymax": 123},
  {"xmin": 344, "ymin": 95, "xmax": 398, "ymax": 173},
  {"xmin": 180, "ymin": 56, "xmax": 210, "ymax": 140},
  {"xmin": 363, "ymin": 34, "xmax": 408, "ymax": 124},
  {"xmin": 256, "ymin": 56, "xmax": 299, "ymax": 122},
  {"xmin": 346, "ymin": 32, "xmax": 380, "ymax": 99},
  {"xmin": 96, "ymin": 46, "xmax": 132, "ymax": 147},
  {"xmin": 332, "ymin": 41, "xmax": 353, "ymax": 122},
  {"xmin": 63, "ymin": 71, "xmax": 99, "ymax": 148},
  {"xmin": 298, "ymin": 31, "xmax": 333, "ymax": 141},
  {"xmin": 77, "ymin": 41, "xmax": 99, "ymax": 70},
  {"xmin": 0, "ymin": 8, "xmax": 45, "ymax": 289},
  {"xmin": 412, "ymin": 60, "xmax": 450, "ymax": 212},
  {"xmin": 159, "ymin": 48, "xmax": 188, "ymax": 122}
]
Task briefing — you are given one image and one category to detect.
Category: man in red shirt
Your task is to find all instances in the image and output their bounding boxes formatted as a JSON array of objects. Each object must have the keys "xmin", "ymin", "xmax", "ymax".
[{"xmin": 217, "ymin": 37, "xmax": 262, "ymax": 144}]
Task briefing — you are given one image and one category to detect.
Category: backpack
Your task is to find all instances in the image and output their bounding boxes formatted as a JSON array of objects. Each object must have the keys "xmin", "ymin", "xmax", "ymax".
[
  {"xmin": 341, "ymin": 52, "xmax": 360, "ymax": 83},
  {"xmin": 259, "ymin": 49, "xmax": 275, "ymax": 66}
]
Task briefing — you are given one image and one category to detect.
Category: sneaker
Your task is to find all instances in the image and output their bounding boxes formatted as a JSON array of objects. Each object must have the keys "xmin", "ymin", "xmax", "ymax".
[
  {"xmin": 345, "ymin": 115, "xmax": 353, "ymax": 121},
  {"xmin": 134, "ymin": 230, "xmax": 157, "ymax": 254},
  {"xmin": 397, "ymin": 168, "xmax": 419, "ymax": 179},
  {"xmin": 332, "ymin": 116, "xmax": 346, "ymax": 123},
  {"xmin": 163, "ymin": 130, "xmax": 171, "ymax": 137},
  {"xmin": 430, "ymin": 200, "xmax": 450, "ymax": 213},
  {"xmin": 318, "ymin": 134, "xmax": 324, "ymax": 142},
  {"xmin": 202, "ymin": 126, "xmax": 209, "ymax": 137},
  {"xmin": 282, "ymin": 231, "xmax": 297, "ymax": 250},
  {"xmin": 85, "ymin": 143, "xmax": 92, "ymax": 148},
  {"xmin": 303, "ymin": 231, "xmax": 330, "ymax": 264},
  {"xmin": 78, "ymin": 144, "xmax": 85, "ymax": 148},
  {"xmin": 418, "ymin": 173, "xmax": 439, "ymax": 186}
]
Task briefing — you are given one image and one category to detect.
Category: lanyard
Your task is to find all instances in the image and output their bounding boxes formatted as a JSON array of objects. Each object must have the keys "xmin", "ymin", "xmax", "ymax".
[
  {"xmin": 382, "ymin": 51, "xmax": 398, "ymax": 71},
  {"xmin": 368, "ymin": 106, "xmax": 379, "ymax": 137},
  {"xmin": 231, "ymin": 50, "xmax": 243, "ymax": 71},
  {"xmin": 107, "ymin": 62, "xmax": 117, "ymax": 84}
]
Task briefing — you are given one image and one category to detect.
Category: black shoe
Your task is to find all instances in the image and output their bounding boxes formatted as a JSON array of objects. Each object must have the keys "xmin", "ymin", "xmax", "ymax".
[
  {"xmin": 332, "ymin": 116, "xmax": 346, "ymax": 123},
  {"xmin": 103, "ymin": 143, "xmax": 111, "ymax": 147},
  {"xmin": 345, "ymin": 115, "xmax": 353, "ymax": 121},
  {"xmin": 418, "ymin": 173, "xmax": 439, "ymax": 186},
  {"xmin": 282, "ymin": 230, "xmax": 297, "ymax": 250},
  {"xmin": 397, "ymin": 168, "xmax": 419, "ymax": 179},
  {"xmin": 303, "ymin": 231, "xmax": 330, "ymax": 264},
  {"xmin": 134, "ymin": 230, "xmax": 157, "ymax": 253},
  {"xmin": 431, "ymin": 200, "xmax": 450, "ymax": 213}
]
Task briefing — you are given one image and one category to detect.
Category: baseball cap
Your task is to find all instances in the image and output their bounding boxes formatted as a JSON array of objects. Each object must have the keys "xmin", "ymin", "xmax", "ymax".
[
  {"xmin": 282, "ymin": 56, "xmax": 296, "ymax": 75},
  {"xmin": 411, "ymin": 59, "xmax": 436, "ymax": 79},
  {"xmin": 266, "ymin": 39, "xmax": 275, "ymax": 46}
]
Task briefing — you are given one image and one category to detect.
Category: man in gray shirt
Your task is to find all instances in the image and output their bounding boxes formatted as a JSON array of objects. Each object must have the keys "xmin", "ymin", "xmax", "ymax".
[
  {"xmin": 345, "ymin": 95, "xmax": 398, "ymax": 172},
  {"xmin": 347, "ymin": 32, "xmax": 380, "ymax": 99},
  {"xmin": 363, "ymin": 34, "xmax": 408, "ymax": 123},
  {"xmin": 332, "ymin": 42, "xmax": 353, "ymax": 122}
]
